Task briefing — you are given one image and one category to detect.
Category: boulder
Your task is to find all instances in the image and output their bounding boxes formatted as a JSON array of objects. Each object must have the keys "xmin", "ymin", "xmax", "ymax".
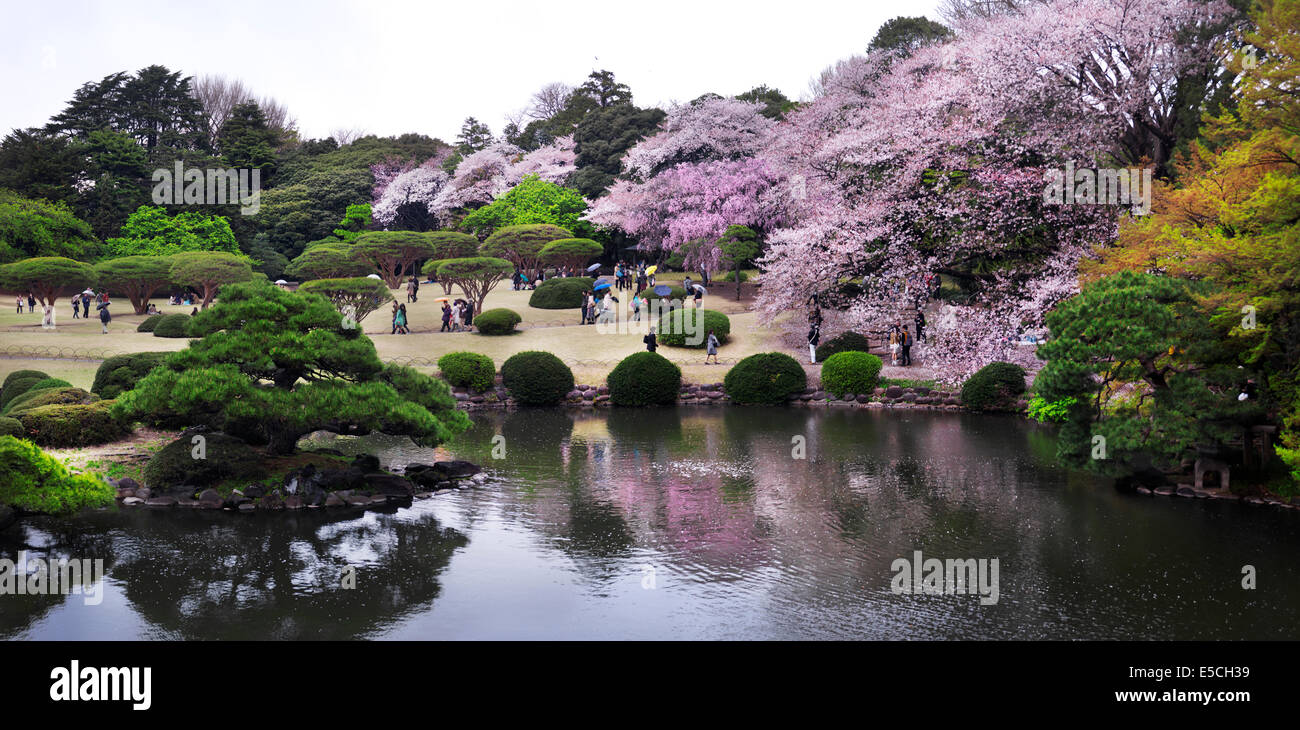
[
  {"xmin": 144, "ymin": 497, "xmax": 177, "ymax": 508},
  {"xmin": 856, "ymin": 394, "xmax": 871, "ymax": 403},
  {"xmin": 324, "ymin": 494, "xmax": 345, "ymax": 507},
  {"xmin": 344, "ymin": 495, "xmax": 371, "ymax": 507},
  {"xmin": 364, "ymin": 474, "xmax": 415, "ymax": 504},
  {"xmin": 284, "ymin": 495, "xmax": 304, "ymax": 510},
  {"xmin": 1175, "ymin": 486, "xmax": 1197, "ymax": 498},
  {"xmin": 237, "ymin": 503, "xmax": 256, "ymax": 513},
  {"xmin": 116, "ymin": 477, "xmax": 141, "ymax": 491},
  {"xmin": 258, "ymin": 493, "xmax": 285, "ymax": 510},
  {"xmin": 407, "ymin": 460, "xmax": 481, "ymax": 483},
  {"xmin": 243, "ymin": 484, "xmax": 267, "ymax": 499},
  {"xmin": 350, "ymin": 454, "xmax": 381, "ymax": 473},
  {"xmin": 885, "ymin": 386, "xmax": 904, "ymax": 398},
  {"xmin": 197, "ymin": 488, "xmax": 221, "ymax": 503},
  {"xmin": 121, "ymin": 497, "xmax": 144, "ymax": 506}
]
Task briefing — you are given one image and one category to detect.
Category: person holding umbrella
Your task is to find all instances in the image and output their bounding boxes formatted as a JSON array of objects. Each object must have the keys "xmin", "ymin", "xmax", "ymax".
[
  {"xmin": 440, "ymin": 301, "xmax": 452, "ymax": 332},
  {"xmin": 96, "ymin": 294, "xmax": 112, "ymax": 334},
  {"xmin": 692, "ymin": 283, "xmax": 705, "ymax": 309}
]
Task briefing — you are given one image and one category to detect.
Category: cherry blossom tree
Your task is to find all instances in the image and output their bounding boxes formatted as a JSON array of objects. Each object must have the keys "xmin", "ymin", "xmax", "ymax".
[{"xmin": 622, "ymin": 98, "xmax": 775, "ymax": 181}]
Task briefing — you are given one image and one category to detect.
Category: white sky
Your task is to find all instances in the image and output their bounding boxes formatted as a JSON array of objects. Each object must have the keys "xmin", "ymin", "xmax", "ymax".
[{"xmin": 1, "ymin": 0, "xmax": 942, "ymax": 142}]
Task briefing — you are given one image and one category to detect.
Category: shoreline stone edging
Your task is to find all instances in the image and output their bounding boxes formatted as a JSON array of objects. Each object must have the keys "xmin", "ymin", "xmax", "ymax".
[{"xmin": 1133, "ymin": 483, "xmax": 1299, "ymax": 510}]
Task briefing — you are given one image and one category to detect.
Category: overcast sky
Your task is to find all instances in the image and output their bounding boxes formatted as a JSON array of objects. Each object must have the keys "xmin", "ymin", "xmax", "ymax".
[{"xmin": 2, "ymin": 0, "xmax": 942, "ymax": 142}]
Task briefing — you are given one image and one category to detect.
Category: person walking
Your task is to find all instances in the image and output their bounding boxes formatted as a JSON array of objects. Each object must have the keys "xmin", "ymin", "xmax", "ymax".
[
  {"xmin": 72, "ymin": 296, "xmax": 80, "ymax": 319},
  {"xmin": 705, "ymin": 329, "xmax": 720, "ymax": 364},
  {"xmin": 692, "ymin": 283, "xmax": 703, "ymax": 309},
  {"xmin": 15, "ymin": 295, "xmax": 22, "ymax": 314},
  {"xmin": 807, "ymin": 319, "xmax": 821, "ymax": 363},
  {"xmin": 630, "ymin": 292, "xmax": 642, "ymax": 323},
  {"xmin": 440, "ymin": 302, "xmax": 452, "ymax": 332},
  {"xmin": 391, "ymin": 301, "xmax": 400, "ymax": 334},
  {"xmin": 900, "ymin": 325, "xmax": 913, "ymax": 366},
  {"xmin": 451, "ymin": 300, "xmax": 463, "ymax": 332},
  {"xmin": 644, "ymin": 327, "xmax": 658, "ymax": 352},
  {"xmin": 406, "ymin": 277, "xmax": 417, "ymax": 303},
  {"xmin": 27, "ymin": 293, "xmax": 35, "ymax": 313},
  {"xmin": 82, "ymin": 293, "xmax": 91, "ymax": 319},
  {"xmin": 915, "ymin": 310, "xmax": 927, "ymax": 343},
  {"xmin": 579, "ymin": 292, "xmax": 590, "ymax": 325},
  {"xmin": 462, "ymin": 299, "xmax": 474, "ymax": 331},
  {"xmin": 395, "ymin": 303, "xmax": 409, "ymax": 334},
  {"xmin": 96, "ymin": 296, "xmax": 111, "ymax": 334}
]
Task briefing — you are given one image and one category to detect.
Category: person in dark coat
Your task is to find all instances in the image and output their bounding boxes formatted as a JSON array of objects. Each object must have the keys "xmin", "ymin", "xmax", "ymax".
[
  {"xmin": 644, "ymin": 327, "xmax": 658, "ymax": 352},
  {"xmin": 807, "ymin": 320, "xmax": 821, "ymax": 363},
  {"xmin": 96, "ymin": 297, "xmax": 111, "ymax": 334},
  {"xmin": 900, "ymin": 326, "xmax": 913, "ymax": 366},
  {"xmin": 915, "ymin": 310, "xmax": 927, "ymax": 342}
]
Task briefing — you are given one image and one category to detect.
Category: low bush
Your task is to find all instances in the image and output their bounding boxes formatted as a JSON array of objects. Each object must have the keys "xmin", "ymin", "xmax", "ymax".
[
  {"xmin": 152, "ymin": 313, "xmax": 193, "ymax": 338},
  {"xmin": 501, "ymin": 351, "xmax": 574, "ymax": 406},
  {"xmin": 142, "ymin": 432, "xmax": 266, "ymax": 489},
  {"xmin": 716, "ymin": 270, "xmax": 749, "ymax": 283},
  {"xmin": 961, "ymin": 362, "xmax": 1028, "ymax": 411},
  {"xmin": 3, "ymin": 370, "xmax": 49, "ymax": 391},
  {"xmin": 0, "ymin": 416, "xmax": 22, "ymax": 438},
  {"xmin": 724, "ymin": 353, "xmax": 807, "ymax": 405},
  {"xmin": 3, "ymin": 387, "xmax": 98, "ymax": 416},
  {"xmin": 91, "ymin": 351, "xmax": 171, "ymax": 399},
  {"xmin": 473, "ymin": 308, "xmax": 522, "ymax": 335},
  {"xmin": 437, "ymin": 352, "xmax": 496, "ymax": 392},
  {"xmin": 1027, "ymin": 395, "xmax": 1077, "ymax": 424},
  {"xmin": 16, "ymin": 400, "xmax": 130, "ymax": 447},
  {"xmin": 815, "ymin": 331, "xmax": 872, "ymax": 362},
  {"xmin": 0, "ymin": 376, "xmax": 47, "ymax": 410},
  {"xmin": 656, "ymin": 309, "xmax": 731, "ymax": 348},
  {"xmin": 528, "ymin": 277, "xmax": 595, "ymax": 309},
  {"xmin": 607, "ymin": 352, "xmax": 682, "ymax": 406},
  {"xmin": 820, "ymin": 351, "xmax": 883, "ymax": 397},
  {"xmin": 136, "ymin": 315, "xmax": 164, "ymax": 332},
  {"xmin": 0, "ymin": 435, "xmax": 114, "ymax": 515}
]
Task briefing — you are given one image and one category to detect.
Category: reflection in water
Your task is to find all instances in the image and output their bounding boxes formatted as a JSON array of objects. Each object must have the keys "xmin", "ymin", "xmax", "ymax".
[{"xmin": 5, "ymin": 406, "xmax": 1299, "ymax": 640}]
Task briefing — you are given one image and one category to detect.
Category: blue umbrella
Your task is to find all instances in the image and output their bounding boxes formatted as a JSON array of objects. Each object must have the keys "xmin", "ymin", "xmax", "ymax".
[
  {"xmin": 653, "ymin": 284, "xmax": 672, "ymax": 296},
  {"xmin": 593, "ymin": 281, "xmax": 611, "ymax": 291}
]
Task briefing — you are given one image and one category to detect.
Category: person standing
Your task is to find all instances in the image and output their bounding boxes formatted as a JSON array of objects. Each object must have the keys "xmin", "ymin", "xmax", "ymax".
[
  {"xmin": 692, "ymin": 283, "xmax": 703, "ymax": 309},
  {"xmin": 391, "ymin": 301, "xmax": 400, "ymax": 334},
  {"xmin": 644, "ymin": 327, "xmax": 657, "ymax": 352},
  {"xmin": 72, "ymin": 296, "xmax": 80, "ymax": 319},
  {"xmin": 440, "ymin": 302, "xmax": 452, "ymax": 332},
  {"xmin": 14, "ymin": 295, "xmax": 22, "ymax": 314},
  {"xmin": 462, "ymin": 299, "xmax": 474, "ymax": 330},
  {"xmin": 915, "ymin": 310, "xmax": 927, "ymax": 343},
  {"xmin": 395, "ymin": 303, "xmax": 409, "ymax": 334},
  {"xmin": 630, "ymin": 292, "xmax": 642, "ymax": 323},
  {"xmin": 96, "ymin": 296, "xmax": 111, "ymax": 334},
  {"xmin": 406, "ymin": 277, "xmax": 417, "ymax": 304},
  {"xmin": 27, "ymin": 293, "xmax": 35, "ymax": 313},
  {"xmin": 82, "ymin": 293, "xmax": 90, "ymax": 319},
  {"xmin": 900, "ymin": 325, "xmax": 913, "ymax": 366},
  {"xmin": 889, "ymin": 326, "xmax": 900, "ymax": 365},
  {"xmin": 705, "ymin": 330, "xmax": 720, "ymax": 364},
  {"xmin": 807, "ymin": 319, "xmax": 821, "ymax": 363}
]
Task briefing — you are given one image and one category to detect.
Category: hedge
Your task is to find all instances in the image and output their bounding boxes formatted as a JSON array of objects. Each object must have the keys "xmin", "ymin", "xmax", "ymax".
[
  {"xmin": 136, "ymin": 315, "xmax": 164, "ymax": 332},
  {"xmin": 724, "ymin": 352, "xmax": 807, "ymax": 405},
  {"xmin": 438, "ymin": 352, "xmax": 496, "ymax": 392},
  {"xmin": 656, "ymin": 309, "xmax": 731, "ymax": 348},
  {"xmin": 16, "ymin": 400, "xmax": 130, "ymax": 447},
  {"xmin": 91, "ymin": 351, "xmax": 171, "ymax": 399},
  {"xmin": 820, "ymin": 351, "xmax": 883, "ymax": 397},
  {"xmin": 0, "ymin": 435, "xmax": 114, "ymax": 515},
  {"xmin": 961, "ymin": 362, "xmax": 1027, "ymax": 411},
  {"xmin": 501, "ymin": 351, "xmax": 574, "ymax": 406},
  {"xmin": 815, "ymin": 331, "xmax": 872, "ymax": 362},
  {"xmin": 607, "ymin": 352, "xmax": 682, "ymax": 406},
  {"xmin": 152, "ymin": 313, "xmax": 194, "ymax": 338},
  {"xmin": 3, "ymin": 387, "xmax": 99, "ymax": 416},
  {"xmin": 528, "ymin": 277, "xmax": 594, "ymax": 309},
  {"xmin": 0, "ymin": 417, "xmax": 22, "ymax": 438},
  {"xmin": 473, "ymin": 308, "xmax": 522, "ymax": 335}
]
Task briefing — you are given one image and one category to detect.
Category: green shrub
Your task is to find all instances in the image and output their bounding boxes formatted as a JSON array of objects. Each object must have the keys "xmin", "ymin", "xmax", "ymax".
[
  {"xmin": 0, "ymin": 416, "xmax": 22, "ymax": 438},
  {"xmin": 142, "ymin": 432, "xmax": 266, "ymax": 489},
  {"xmin": 528, "ymin": 277, "xmax": 595, "ymax": 309},
  {"xmin": 91, "ymin": 351, "xmax": 171, "ymax": 399},
  {"xmin": 656, "ymin": 309, "xmax": 731, "ymax": 348},
  {"xmin": 16, "ymin": 400, "xmax": 130, "ymax": 447},
  {"xmin": 961, "ymin": 362, "xmax": 1027, "ymax": 411},
  {"xmin": 820, "ymin": 351, "xmax": 883, "ymax": 397},
  {"xmin": 1027, "ymin": 395, "xmax": 1077, "ymax": 424},
  {"xmin": 0, "ymin": 376, "xmax": 46, "ymax": 411},
  {"xmin": 152, "ymin": 313, "xmax": 193, "ymax": 338},
  {"xmin": 473, "ymin": 308, "xmax": 522, "ymax": 335},
  {"xmin": 815, "ymin": 331, "xmax": 872, "ymax": 362},
  {"xmin": 19, "ymin": 378, "xmax": 73, "ymax": 399},
  {"xmin": 437, "ymin": 352, "xmax": 496, "ymax": 392},
  {"xmin": 0, "ymin": 436, "xmax": 114, "ymax": 515},
  {"xmin": 136, "ymin": 315, "xmax": 164, "ymax": 332},
  {"xmin": 716, "ymin": 270, "xmax": 749, "ymax": 283},
  {"xmin": 642, "ymin": 285, "xmax": 689, "ymax": 309},
  {"xmin": 607, "ymin": 352, "xmax": 682, "ymax": 406},
  {"xmin": 3, "ymin": 370, "xmax": 49, "ymax": 392},
  {"xmin": 3, "ymin": 387, "xmax": 98, "ymax": 416},
  {"xmin": 724, "ymin": 353, "xmax": 807, "ymax": 405},
  {"xmin": 501, "ymin": 351, "xmax": 574, "ymax": 406}
]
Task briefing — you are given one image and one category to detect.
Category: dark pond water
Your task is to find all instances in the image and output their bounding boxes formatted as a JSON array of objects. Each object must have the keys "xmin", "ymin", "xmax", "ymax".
[{"xmin": 3, "ymin": 407, "xmax": 1298, "ymax": 640}]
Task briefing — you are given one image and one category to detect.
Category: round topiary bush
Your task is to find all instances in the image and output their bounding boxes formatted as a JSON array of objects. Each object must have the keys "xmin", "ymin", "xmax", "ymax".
[
  {"xmin": 142, "ymin": 432, "xmax": 265, "ymax": 489},
  {"xmin": 16, "ymin": 400, "xmax": 129, "ymax": 447},
  {"xmin": 716, "ymin": 270, "xmax": 749, "ymax": 283},
  {"xmin": 0, "ymin": 376, "xmax": 47, "ymax": 411},
  {"xmin": 2, "ymin": 387, "xmax": 98, "ymax": 416},
  {"xmin": 815, "ymin": 331, "xmax": 872, "ymax": 362},
  {"xmin": 961, "ymin": 361, "xmax": 1027, "ymax": 411},
  {"xmin": 607, "ymin": 352, "xmax": 682, "ymax": 406},
  {"xmin": 501, "ymin": 351, "xmax": 574, "ymax": 406},
  {"xmin": 528, "ymin": 277, "xmax": 595, "ymax": 309},
  {"xmin": 91, "ymin": 351, "xmax": 171, "ymax": 399},
  {"xmin": 136, "ymin": 315, "xmax": 164, "ymax": 332},
  {"xmin": 0, "ymin": 416, "xmax": 22, "ymax": 438},
  {"xmin": 0, "ymin": 435, "xmax": 115, "ymax": 515},
  {"xmin": 152, "ymin": 313, "xmax": 193, "ymax": 338},
  {"xmin": 724, "ymin": 352, "xmax": 807, "ymax": 405},
  {"xmin": 437, "ymin": 352, "xmax": 496, "ymax": 392},
  {"xmin": 656, "ymin": 309, "xmax": 731, "ymax": 348},
  {"xmin": 473, "ymin": 308, "xmax": 522, "ymax": 335},
  {"xmin": 820, "ymin": 351, "xmax": 883, "ymax": 397},
  {"xmin": 3, "ymin": 370, "xmax": 50, "ymax": 391}
]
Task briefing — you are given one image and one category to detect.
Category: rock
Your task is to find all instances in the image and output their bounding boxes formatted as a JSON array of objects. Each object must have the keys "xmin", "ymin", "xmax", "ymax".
[
  {"xmin": 856, "ymin": 394, "xmax": 871, "ymax": 403},
  {"xmin": 566, "ymin": 390, "xmax": 582, "ymax": 400},
  {"xmin": 470, "ymin": 395, "xmax": 485, "ymax": 403},
  {"xmin": 915, "ymin": 387, "xmax": 930, "ymax": 396},
  {"xmin": 1153, "ymin": 486, "xmax": 1175, "ymax": 496},
  {"xmin": 121, "ymin": 497, "xmax": 144, "ymax": 506},
  {"xmin": 1243, "ymin": 496, "xmax": 1266, "ymax": 506},
  {"xmin": 324, "ymin": 494, "xmax": 345, "ymax": 507},
  {"xmin": 243, "ymin": 484, "xmax": 266, "ymax": 499},
  {"xmin": 344, "ymin": 495, "xmax": 371, "ymax": 507},
  {"xmin": 176, "ymin": 498, "xmax": 200, "ymax": 508},
  {"xmin": 454, "ymin": 392, "xmax": 470, "ymax": 401},
  {"xmin": 258, "ymin": 493, "xmax": 285, "ymax": 510},
  {"xmin": 1175, "ymin": 486, "xmax": 1196, "ymax": 498},
  {"xmin": 135, "ymin": 486, "xmax": 152, "ymax": 500},
  {"xmin": 1135, "ymin": 487, "xmax": 1152, "ymax": 495},
  {"xmin": 116, "ymin": 477, "xmax": 141, "ymax": 491},
  {"xmin": 901, "ymin": 393, "xmax": 917, "ymax": 402},
  {"xmin": 707, "ymin": 391, "xmax": 723, "ymax": 400},
  {"xmin": 368, "ymin": 496, "xmax": 388, "ymax": 506},
  {"xmin": 365, "ymin": 474, "xmax": 415, "ymax": 504},
  {"xmin": 873, "ymin": 388, "xmax": 885, "ymax": 396},
  {"xmin": 597, "ymin": 386, "xmax": 609, "ymax": 395},
  {"xmin": 237, "ymin": 503, "xmax": 256, "ymax": 513},
  {"xmin": 885, "ymin": 386, "xmax": 904, "ymax": 398},
  {"xmin": 582, "ymin": 390, "xmax": 596, "ymax": 400},
  {"xmin": 351, "ymin": 454, "xmax": 381, "ymax": 473},
  {"xmin": 944, "ymin": 397, "xmax": 960, "ymax": 406},
  {"xmin": 224, "ymin": 490, "xmax": 251, "ymax": 509},
  {"xmin": 144, "ymin": 497, "xmax": 177, "ymax": 508},
  {"xmin": 284, "ymin": 495, "xmax": 304, "ymax": 510},
  {"xmin": 197, "ymin": 488, "xmax": 221, "ymax": 503},
  {"xmin": 415, "ymin": 492, "xmax": 432, "ymax": 499},
  {"xmin": 117, "ymin": 488, "xmax": 135, "ymax": 499}
]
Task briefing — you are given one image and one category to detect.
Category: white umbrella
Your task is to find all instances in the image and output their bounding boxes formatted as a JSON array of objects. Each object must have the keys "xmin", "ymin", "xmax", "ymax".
[
  {"xmin": 275, "ymin": 279, "xmax": 288, "ymax": 285},
  {"xmin": 366, "ymin": 274, "xmax": 382, "ymax": 280}
]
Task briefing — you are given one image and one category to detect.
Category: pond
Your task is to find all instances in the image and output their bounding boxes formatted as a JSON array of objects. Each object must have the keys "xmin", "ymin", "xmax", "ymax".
[{"xmin": 3, "ymin": 406, "xmax": 1297, "ymax": 640}]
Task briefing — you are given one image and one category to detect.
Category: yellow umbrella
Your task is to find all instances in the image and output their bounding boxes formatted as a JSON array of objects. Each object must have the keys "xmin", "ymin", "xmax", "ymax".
[{"xmin": 645, "ymin": 265, "xmax": 658, "ymax": 275}]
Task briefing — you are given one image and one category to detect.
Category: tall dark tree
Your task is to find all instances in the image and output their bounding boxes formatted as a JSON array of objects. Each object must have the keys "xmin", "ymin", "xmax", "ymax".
[
  {"xmin": 217, "ymin": 101, "xmax": 279, "ymax": 176},
  {"xmin": 48, "ymin": 65, "xmax": 207, "ymax": 160},
  {"xmin": 868, "ymin": 16, "xmax": 954, "ymax": 57},
  {"xmin": 571, "ymin": 104, "xmax": 666, "ymax": 198},
  {"xmin": 456, "ymin": 117, "xmax": 493, "ymax": 155},
  {"xmin": 575, "ymin": 70, "xmax": 633, "ymax": 108}
]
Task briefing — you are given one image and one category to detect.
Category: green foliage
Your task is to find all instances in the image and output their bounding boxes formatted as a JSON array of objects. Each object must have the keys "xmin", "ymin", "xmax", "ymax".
[
  {"xmin": 91, "ymin": 351, "xmax": 170, "ymax": 399},
  {"xmin": 0, "ymin": 256, "xmax": 96, "ymax": 305},
  {"xmin": 0, "ymin": 417, "xmax": 21, "ymax": 438},
  {"xmin": 152, "ymin": 313, "xmax": 194, "ymax": 338},
  {"xmin": 286, "ymin": 240, "xmax": 370, "ymax": 280},
  {"xmin": 168, "ymin": 251, "xmax": 254, "ymax": 308},
  {"xmin": 16, "ymin": 400, "xmax": 129, "ymax": 447},
  {"xmin": 3, "ymin": 370, "xmax": 49, "ymax": 391},
  {"xmin": 734, "ymin": 85, "xmax": 797, "ymax": 120},
  {"xmin": 113, "ymin": 280, "xmax": 469, "ymax": 454},
  {"xmin": 868, "ymin": 16, "xmax": 954, "ymax": 57},
  {"xmin": 142, "ymin": 432, "xmax": 266, "ymax": 488},
  {"xmin": 297, "ymin": 277, "xmax": 393, "ymax": 323},
  {"xmin": 657, "ymin": 308, "xmax": 730, "ymax": 348},
  {"xmin": 571, "ymin": 104, "xmax": 666, "ymax": 198},
  {"xmin": 724, "ymin": 353, "xmax": 807, "ymax": 405},
  {"xmin": 961, "ymin": 362, "xmax": 1027, "ymax": 412},
  {"xmin": 716, "ymin": 270, "xmax": 749, "ymax": 283},
  {"xmin": 424, "ymin": 230, "xmax": 479, "ymax": 260},
  {"xmin": 528, "ymin": 276, "xmax": 595, "ymax": 309},
  {"xmin": 0, "ymin": 376, "xmax": 47, "ymax": 410},
  {"xmin": 104, "ymin": 205, "xmax": 240, "ymax": 258},
  {"xmin": 480, "ymin": 224, "xmax": 571, "ymax": 272},
  {"xmin": 437, "ymin": 352, "xmax": 496, "ymax": 391},
  {"xmin": 352, "ymin": 230, "xmax": 436, "ymax": 287},
  {"xmin": 332, "ymin": 203, "xmax": 372, "ymax": 242},
  {"xmin": 538, "ymin": 237, "xmax": 602, "ymax": 271},
  {"xmin": 136, "ymin": 315, "xmax": 163, "ymax": 332},
  {"xmin": 217, "ymin": 101, "xmax": 279, "ymax": 174},
  {"xmin": 431, "ymin": 257, "xmax": 514, "ymax": 311},
  {"xmin": 607, "ymin": 352, "xmax": 681, "ymax": 406},
  {"xmin": 473, "ymin": 308, "xmax": 522, "ymax": 335},
  {"xmin": 461, "ymin": 177, "xmax": 591, "ymax": 239},
  {"xmin": 642, "ymin": 285, "xmax": 689, "ymax": 307},
  {"xmin": 501, "ymin": 351, "xmax": 574, "ymax": 406},
  {"xmin": 0, "ymin": 189, "xmax": 99, "ymax": 263},
  {"xmin": 0, "ymin": 435, "xmax": 114, "ymax": 515},
  {"xmin": 815, "ymin": 331, "xmax": 872, "ymax": 362},
  {"xmin": 94, "ymin": 254, "xmax": 173, "ymax": 314},
  {"xmin": 3, "ymin": 387, "xmax": 97, "ymax": 416},
  {"xmin": 1027, "ymin": 395, "xmax": 1078, "ymax": 424},
  {"xmin": 820, "ymin": 351, "xmax": 883, "ymax": 397}
]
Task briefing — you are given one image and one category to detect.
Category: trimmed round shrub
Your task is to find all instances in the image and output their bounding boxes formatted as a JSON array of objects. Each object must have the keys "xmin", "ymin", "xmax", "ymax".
[
  {"xmin": 501, "ymin": 351, "xmax": 574, "ymax": 406},
  {"xmin": 0, "ymin": 416, "xmax": 22, "ymax": 438},
  {"xmin": 142, "ymin": 432, "xmax": 265, "ymax": 489},
  {"xmin": 724, "ymin": 352, "xmax": 807, "ymax": 405},
  {"xmin": 91, "ymin": 351, "xmax": 170, "ymax": 399},
  {"xmin": 961, "ymin": 362, "xmax": 1028, "ymax": 411},
  {"xmin": 0, "ymin": 376, "xmax": 46, "ymax": 411},
  {"xmin": 608, "ymin": 352, "xmax": 682, "ymax": 406},
  {"xmin": 656, "ymin": 309, "xmax": 731, "ymax": 348},
  {"xmin": 820, "ymin": 351, "xmax": 883, "ymax": 397},
  {"xmin": 473, "ymin": 308, "xmax": 522, "ymax": 335},
  {"xmin": 716, "ymin": 270, "xmax": 749, "ymax": 283},
  {"xmin": 528, "ymin": 277, "xmax": 594, "ymax": 309},
  {"xmin": 815, "ymin": 331, "xmax": 872, "ymax": 362},
  {"xmin": 3, "ymin": 370, "xmax": 50, "ymax": 391},
  {"xmin": 152, "ymin": 313, "xmax": 193, "ymax": 338},
  {"xmin": 20, "ymin": 378, "xmax": 73, "ymax": 398},
  {"xmin": 3, "ymin": 387, "xmax": 98, "ymax": 416},
  {"xmin": 16, "ymin": 400, "xmax": 130, "ymax": 447},
  {"xmin": 0, "ymin": 435, "xmax": 115, "ymax": 515},
  {"xmin": 136, "ymin": 315, "xmax": 164, "ymax": 332},
  {"xmin": 437, "ymin": 352, "xmax": 496, "ymax": 392}
]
